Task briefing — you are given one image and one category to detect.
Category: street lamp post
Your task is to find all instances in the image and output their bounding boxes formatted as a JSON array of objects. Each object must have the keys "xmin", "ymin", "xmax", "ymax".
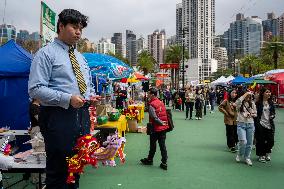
[{"xmin": 181, "ymin": 27, "xmax": 188, "ymax": 89}]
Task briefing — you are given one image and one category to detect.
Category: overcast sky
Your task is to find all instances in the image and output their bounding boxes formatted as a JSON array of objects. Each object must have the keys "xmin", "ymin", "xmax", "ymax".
[{"xmin": 1, "ymin": 0, "xmax": 284, "ymax": 42}]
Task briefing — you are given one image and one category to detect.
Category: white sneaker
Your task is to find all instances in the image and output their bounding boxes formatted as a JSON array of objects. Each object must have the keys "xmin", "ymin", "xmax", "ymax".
[
  {"xmin": 245, "ymin": 159, "xmax": 253, "ymax": 166},
  {"xmin": 265, "ymin": 154, "xmax": 271, "ymax": 161},
  {"xmin": 235, "ymin": 155, "xmax": 241, "ymax": 163},
  {"xmin": 195, "ymin": 117, "xmax": 198, "ymax": 120},
  {"xmin": 258, "ymin": 156, "xmax": 266, "ymax": 163}
]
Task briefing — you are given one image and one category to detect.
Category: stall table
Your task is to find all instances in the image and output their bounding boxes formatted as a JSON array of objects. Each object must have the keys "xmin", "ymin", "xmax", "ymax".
[{"xmin": 95, "ymin": 115, "xmax": 127, "ymax": 137}]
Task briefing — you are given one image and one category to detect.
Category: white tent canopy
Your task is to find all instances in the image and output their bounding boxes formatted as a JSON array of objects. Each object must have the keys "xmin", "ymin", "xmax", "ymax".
[
  {"xmin": 223, "ymin": 75, "xmax": 235, "ymax": 83},
  {"xmin": 211, "ymin": 76, "xmax": 226, "ymax": 84}
]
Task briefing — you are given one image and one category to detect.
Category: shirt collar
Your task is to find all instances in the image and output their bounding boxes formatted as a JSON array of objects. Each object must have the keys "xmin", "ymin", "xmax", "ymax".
[{"xmin": 54, "ymin": 38, "xmax": 74, "ymax": 51}]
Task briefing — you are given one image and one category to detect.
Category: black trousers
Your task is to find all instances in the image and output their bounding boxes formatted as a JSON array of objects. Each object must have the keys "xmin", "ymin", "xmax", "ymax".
[
  {"xmin": 39, "ymin": 105, "xmax": 90, "ymax": 189},
  {"xmin": 148, "ymin": 131, "xmax": 168, "ymax": 164},
  {"xmin": 185, "ymin": 102, "xmax": 194, "ymax": 119},
  {"xmin": 255, "ymin": 126, "xmax": 274, "ymax": 156},
  {"xmin": 225, "ymin": 124, "xmax": 238, "ymax": 148}
]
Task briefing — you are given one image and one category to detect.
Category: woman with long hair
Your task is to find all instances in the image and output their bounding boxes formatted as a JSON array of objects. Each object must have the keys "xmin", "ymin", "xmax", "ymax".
[
  {"xmin": 235, "ymin": 91, "xmax": 257, "ymax": 166},
  {"xmin": 195, "ymin": 88, "xmax": 204, "ymax": 120},
  {"xmin": 255, "ymin": 87, "xmax": 276, "ymax": 163},
  {"xmin": 218, "ymin": 89, "xmax": 238, "ymax": 152}
]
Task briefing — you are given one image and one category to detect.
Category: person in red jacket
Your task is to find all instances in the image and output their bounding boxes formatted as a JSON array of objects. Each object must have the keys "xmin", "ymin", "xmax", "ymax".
[{"xmin": 140, "ymin": 87, "xmax": 169, "ymax": 170}]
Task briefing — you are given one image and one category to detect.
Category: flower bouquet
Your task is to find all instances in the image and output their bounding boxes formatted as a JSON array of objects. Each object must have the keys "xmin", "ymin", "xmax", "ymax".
[{"xmin": 122, "ymin": 108, "xmax": 139, "ymax": 132}]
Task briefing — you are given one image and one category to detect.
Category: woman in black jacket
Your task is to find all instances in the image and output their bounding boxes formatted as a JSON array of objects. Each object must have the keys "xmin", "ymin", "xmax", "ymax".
[{"xmin": 255, "ymin": 87, "xmax": 276, "ymax": 163}]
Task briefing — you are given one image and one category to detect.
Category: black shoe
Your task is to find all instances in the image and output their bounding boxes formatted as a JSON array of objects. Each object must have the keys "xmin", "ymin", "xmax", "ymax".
[
  {"xmin": 140, "ymin": 158, "xmax": 153, "ymax": 165},
  {"xmin": 230, "ymin": 147, "xmax": 236, "ymax": 153},
  {"xmin": 160, "ymin": 163, "xmax": 167, "ymax": 170}
]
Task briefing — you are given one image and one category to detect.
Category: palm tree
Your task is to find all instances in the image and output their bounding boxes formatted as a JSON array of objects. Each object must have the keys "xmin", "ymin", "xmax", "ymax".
[
  {"xmin": 262, "ymin": 37, "xmax": 284, "ymax": 69},
  {"xmin": 165, "ymin": 45, "xmax": 189, "ymax": 89},
  {"xmin": 137, "ymin": 50, "xmax": 156, "ymax": 75}
]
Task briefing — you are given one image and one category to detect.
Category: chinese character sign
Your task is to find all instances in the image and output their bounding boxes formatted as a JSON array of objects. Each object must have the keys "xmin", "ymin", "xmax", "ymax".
[{"xmin": 41, "ymin": 1, "xmax": 56, "ymax": 46}]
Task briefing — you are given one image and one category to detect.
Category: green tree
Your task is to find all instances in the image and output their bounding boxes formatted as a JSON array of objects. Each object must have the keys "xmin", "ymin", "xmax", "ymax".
[
  {"xmin": 22, "ymin": 40, "xmax": 40, "ymax": 54},
  {"xmin": 107, "ymin": 51, "xmax": 130, "ymax": 65},
  {"xmin": 262, "ymin": 37, "xmax": 284, "ymax": 69},
  {"xmin": 165, "ymin": 45, "xmax": 189, "ymax": 88},
  {"xmin": 211, "ymin": 68, "xmax": 234, "ymax": 80},
  {"xmin": 137, "ymin": 50, "xmax": 156, "ymax": 75}
]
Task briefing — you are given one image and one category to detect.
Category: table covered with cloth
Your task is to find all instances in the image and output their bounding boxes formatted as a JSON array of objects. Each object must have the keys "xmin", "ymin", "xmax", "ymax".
[{"xmin": 96, "ymin": 115, "xmax": 127, "ymax": 137}]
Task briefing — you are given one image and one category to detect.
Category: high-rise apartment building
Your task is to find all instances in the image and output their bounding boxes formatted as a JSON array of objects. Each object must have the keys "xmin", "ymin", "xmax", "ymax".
[
  {"xmin": 29, "ymin": 32, "xmax": 40, "ymax": 41},
  {"xmin": 96, "ymin": 38, "xmax": 115, "ymax": 54},
  {"xmin": 17, "ymin": 30, "xmax": 29, "ymax": 41},
  {"xmin": 0, "ymin": 24, "xmax": 16, "ymax": 44},
  {"xmin": 262, "ymin": 12, "xmax": 279, "ymax": 41},
  {"xmin": 148, "ymin": 29, "xmax": 166, "ymax": 65},
  {"xmin": 111, "ymin": 33, "xmax": 123, "ymax": 56},
  {"xmin": 213, "ymin": 47, "xmax": 228, "ymax": 70},
  {"xmin": 136, "ymin": 36, "xmax": 147, "ymax": 54},
  {"xmin": 126, "ymin": 30, "xmax": 137, "ymax": 66},
  {"xmin": 279, "ymin": 13, "xmax": 284, "ymax": 42},
  {"xmin": 182, "ymin": 0, "xmax": 215, "ymax": 82},
  {"xmin": 176, "ymin": 3, "xmax": 183, "ymax": 45},
  {"xmin": 223, "ymin": 14, "xmax": 263, "ymax": 66}
]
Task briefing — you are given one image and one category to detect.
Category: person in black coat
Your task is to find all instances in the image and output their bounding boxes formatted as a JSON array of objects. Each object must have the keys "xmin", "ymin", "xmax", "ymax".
[{"xmin": 255, "ymin": 87, "xmax": 276, "ymax": 163}]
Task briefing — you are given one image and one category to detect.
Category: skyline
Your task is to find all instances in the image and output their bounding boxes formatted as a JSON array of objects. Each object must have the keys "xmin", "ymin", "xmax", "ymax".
[{"xmin": 1, "ymin": 0, "xmax": 284, "ymax": 42}]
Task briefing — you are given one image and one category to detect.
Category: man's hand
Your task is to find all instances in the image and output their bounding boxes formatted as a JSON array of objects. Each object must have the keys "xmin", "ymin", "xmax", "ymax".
[
  {"xmin": 70, "ymin": 95, "xmax": 85, "ymax": 108},
  {"xmin": 90, "ymin": 95, "xmax": 103, "ymax": 106}
]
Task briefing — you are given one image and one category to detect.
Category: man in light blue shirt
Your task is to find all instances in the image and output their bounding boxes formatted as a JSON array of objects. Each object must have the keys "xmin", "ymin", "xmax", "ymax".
[{"xmin": 28, "ymin": 9, "xmax": 99, "ymax": 189}]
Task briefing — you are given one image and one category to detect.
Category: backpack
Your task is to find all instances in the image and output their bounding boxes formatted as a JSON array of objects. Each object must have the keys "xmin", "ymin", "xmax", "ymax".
[{"xmin": 165, "ymin": 109, "xmax": 174, "ymax": 132}]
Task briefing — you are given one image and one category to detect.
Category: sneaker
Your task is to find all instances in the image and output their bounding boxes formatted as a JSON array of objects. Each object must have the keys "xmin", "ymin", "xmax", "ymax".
[
  {"xmin": 258, "ymin": 156, "xmax": 266, "ymax": 163},
  {"xmin": 265, "ymin": 154, "xmax": 271, "ymax": 161},
  {"xmin": 140, "ymin": 158, "xmax": 153, "ymax": 165},
  {"xmin": 195, "ymin": 117, "xmax": 198, "ymax": 120},
  {"xmin": 230, "ymin": 147, "xmax": 237, "ymax": 153},
  {"xmin": 185, "ymin": 118, "xmax": 188, "ymax": 120},
  {"xmin": 160, "ymin": 163, "xmax": 167, "ymax": 170},
  {"xmin": 235, "ymin": 155, "xmax": 241, "ymax": 163},
  {"xmin": 245, "ymin": 159, "xmax": 253, "ymax": 166}
]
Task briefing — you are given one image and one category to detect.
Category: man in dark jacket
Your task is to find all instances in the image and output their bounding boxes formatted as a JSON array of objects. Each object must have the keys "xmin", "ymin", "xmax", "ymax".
[{"xmin": 140, "ymin": 87, "xmax": 169, "ymax": 170}]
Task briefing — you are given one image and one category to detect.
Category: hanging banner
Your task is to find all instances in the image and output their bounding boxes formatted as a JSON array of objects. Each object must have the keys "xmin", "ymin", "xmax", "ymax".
[
  {"xmin": 159, "ymin": 63, "xmax": 179, "ymax": 69},
  {"xmin": 41, "ymin": 1, "xmax": 56, "ymax": 46}
]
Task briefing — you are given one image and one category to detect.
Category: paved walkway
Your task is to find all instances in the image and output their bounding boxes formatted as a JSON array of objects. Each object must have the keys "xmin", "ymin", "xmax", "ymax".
[
  {"xmin": 81, "ymin": 108, "xmax": 284, "ymax": 189},
  {"xmin": 5, "ymin": 108, "xmax": 284, "ymax": 188}
]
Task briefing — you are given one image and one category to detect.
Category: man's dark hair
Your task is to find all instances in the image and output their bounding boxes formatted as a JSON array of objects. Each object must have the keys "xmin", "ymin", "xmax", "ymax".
[
  {"xmin": 149, "ymin": 87, "xmax": 158, "ymax": 96},
  {"xmin": 57, "ymin": 9, "xmax": 88, "ymax": 34}
]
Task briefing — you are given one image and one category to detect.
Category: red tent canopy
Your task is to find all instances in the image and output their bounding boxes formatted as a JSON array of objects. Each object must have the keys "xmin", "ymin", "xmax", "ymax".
[{"xmin": 268, "ymin": 73, "xmax": 284, "ymax": 106}]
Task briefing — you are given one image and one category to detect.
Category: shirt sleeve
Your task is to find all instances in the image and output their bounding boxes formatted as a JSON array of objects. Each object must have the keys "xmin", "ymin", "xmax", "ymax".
[
  {"xmin": 28, "ymin": 49, "xmax": 72, "ymax": 109},
  {"xmin": 149, "ymin": 105, "xmax": 164, "ymax": 125}
]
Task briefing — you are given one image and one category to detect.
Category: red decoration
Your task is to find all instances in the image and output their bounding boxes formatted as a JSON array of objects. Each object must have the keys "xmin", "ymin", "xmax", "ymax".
[{"xmin": 66, "ymin": 134, "xmax": 100, "ymax": 184}]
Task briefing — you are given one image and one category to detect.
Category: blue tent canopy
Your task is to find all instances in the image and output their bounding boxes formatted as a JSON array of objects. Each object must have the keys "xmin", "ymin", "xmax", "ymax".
[
  {"xmin": 231, "ymin": 76, "xmax": 251, "ymax": 84},
  {"xmin": 0, "ymin": 40, "xmax": 32, "ymax": 77},
  {"xmin": 83, "ymin": 53, "xmax": 133, "ymax": 80},
  {"xmin": 0, "ymin": 40, "xmax": 32, "ymax": 130}
]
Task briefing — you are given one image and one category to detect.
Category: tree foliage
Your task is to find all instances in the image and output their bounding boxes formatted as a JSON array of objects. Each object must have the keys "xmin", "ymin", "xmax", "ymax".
[
  {"xmin": 165, "ymin": 45, "xmax": 189, "ymax": 88},
  {"xmin": 137, "ymin": 50, "xmax": 156, "ymax": 75},
  {"xmin": 261, "ymin": 37, "xmax": 284, "ymax": 69}
]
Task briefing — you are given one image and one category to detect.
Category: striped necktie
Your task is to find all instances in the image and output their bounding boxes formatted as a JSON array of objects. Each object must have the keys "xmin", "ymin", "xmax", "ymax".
[{"xmin": 68, "ymin": 47, "xmax": 87, "ymax": 95}]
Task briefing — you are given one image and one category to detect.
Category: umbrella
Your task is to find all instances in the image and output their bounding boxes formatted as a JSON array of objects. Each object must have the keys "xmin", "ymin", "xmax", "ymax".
[
  {"xmin": 83, "ymin": 53, "xmax": 133, "ymax": 80},
  {"xmin": 134, "ymin": 72, "xmax": 149, "ymax": 80}
]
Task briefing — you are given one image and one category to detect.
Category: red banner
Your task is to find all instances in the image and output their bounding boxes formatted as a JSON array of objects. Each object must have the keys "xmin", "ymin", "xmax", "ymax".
[{"xmin": 159, "ymin": 63, "xmax": 179, "ymax": 69}]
